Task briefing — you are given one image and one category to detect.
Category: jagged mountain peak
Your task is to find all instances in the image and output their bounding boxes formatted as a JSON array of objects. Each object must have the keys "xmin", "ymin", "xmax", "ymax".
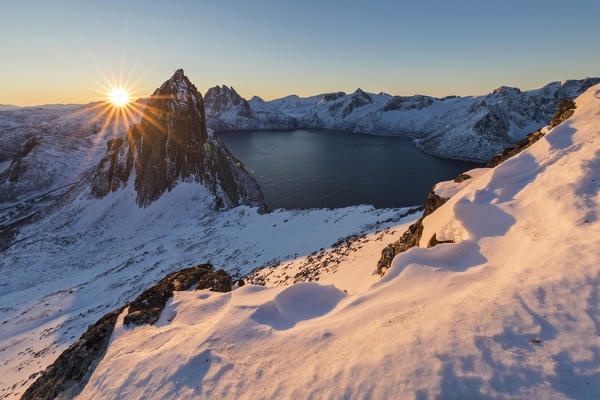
[
  {"xmin": 89, "ymin": 70, "xmax": 265, "ymax": 209},
  {"xmin": 249, "ymin": 95, "xmax": 266, "ymax": 102}
]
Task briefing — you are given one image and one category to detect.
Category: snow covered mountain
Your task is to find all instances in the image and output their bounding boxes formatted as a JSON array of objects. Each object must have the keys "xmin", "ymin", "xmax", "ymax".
[
  {"xmin": 15, "ymin": 83, "xmax": 600, "ymax": 399},
  {"xmin": 204, "ymin": 78, "xmax": 599, "ymax": 161},
  {"xmin": 0, "ymin": 102, "xmax": 140, "ymax": 248},
  {"xmin": 204, "ymin": 85, "xmax": 297, "ymax": 131}
]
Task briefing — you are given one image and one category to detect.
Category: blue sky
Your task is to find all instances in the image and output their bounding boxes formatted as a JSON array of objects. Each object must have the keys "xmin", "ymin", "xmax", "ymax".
[{"xmin": 2, "ymin": 0, "xmax": 599, "ymax": 105}]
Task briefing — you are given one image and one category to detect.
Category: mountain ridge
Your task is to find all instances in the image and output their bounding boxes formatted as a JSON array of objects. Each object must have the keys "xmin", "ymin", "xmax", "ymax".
[{"xmin": 204, "ymin": 77, "xmax": 600, "ymax": 161}]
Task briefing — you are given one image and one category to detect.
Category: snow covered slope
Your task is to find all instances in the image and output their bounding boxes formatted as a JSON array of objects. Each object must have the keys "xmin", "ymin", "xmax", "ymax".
[
  {"xmin": 0, "ymin": 183, "xmax": 411, "ymax": 398},
  {"xmin": 205, "ymin": 78, "xmax": 599, "ymax": 161},
  {"xmin": 74, "ymin": 83, "xmax": 600, "ymax": 399},
  {"xmin": 204, "ymin": 85, "xmax": 297, "ymax": 131},
  {"xmin": 0, "ymin": 103, "xmax": 139, "ymax": 248}
]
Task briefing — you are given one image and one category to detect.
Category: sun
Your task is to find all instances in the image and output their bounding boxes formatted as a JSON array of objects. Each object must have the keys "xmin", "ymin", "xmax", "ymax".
[{"xmin": 108, "ymin": 88, "xmax": 130, "ymax": 107}]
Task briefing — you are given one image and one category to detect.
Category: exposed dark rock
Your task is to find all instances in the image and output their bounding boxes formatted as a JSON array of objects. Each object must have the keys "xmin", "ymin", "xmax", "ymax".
[
  {"xmin": 234, "ymin": 279, "xmax": 245, "ymax": 287},
  {"xmin": 424, "ymin": 191, "xmax": 448, "ymax": 217},
  {"xmin": 204, "ymin": 85, "xmax": 252, "ymax": 118},
  {"xmin": 485, "ymin": 130, "xmax": 545, "ymax": 168},
  {"xmin": 6, "ymin": 137, "xmax": 40, "ymax": 182},
  {"xmin": 124, "ymin": 263, "xmax": 214, "ymax": 326},
  {"xmin": 376, "ymin": 190, "xmax": 448, "ymax": 275},
  {"xmin": 376, "ymin": 219, "xmax": 424, "ymax": 275},
  {"xmin": 428, "ymin": 233, "xmax": 454, "ymax": 248},
  {"xmin": 21, "ymin": 307, "xmax": 125, "ymax": 400},
  {"xmin": 381, "ymin": 94, "xmax": 434, "ymax": 111},
  {"xmin": 550, "ymin": 98, "xmax": 576, "ymax": 128},
  {"xmin": 131, "ymin": 70, "xmax": 210, "ymax": 206},
  {"xmin": 23, "ymin": 263, "xmax": 225, "ymax": 399},
  {"xmin": 454, "ymin": 173, "xmax": 472, "ymax": 183},
  {"xmin": 472, "ymin": 108, "xmax": 509, "ymax": 139},
  {"xmin": 382, "ymin": 95, "xmax": 434, "ymax": 111},
  {"xmin": 196, "ymin": 269, "xmax": 233, "ymax": 292},
  {"xmin": 89, "ymin": 138, "xmax": 133, "ymax": 198},
  {"xmin": 342, "ymin": 89, "xmax": 373, "ymax": 117},
  {"xmin": 486, "ymin": 98, "xmax": 576, "ymax": 168}
]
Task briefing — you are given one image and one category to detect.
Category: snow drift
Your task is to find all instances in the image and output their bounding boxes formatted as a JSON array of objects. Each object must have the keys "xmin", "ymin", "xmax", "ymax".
[{"xmin": 60, "ymin": 83, "xmax": 600, "ymax": 399}]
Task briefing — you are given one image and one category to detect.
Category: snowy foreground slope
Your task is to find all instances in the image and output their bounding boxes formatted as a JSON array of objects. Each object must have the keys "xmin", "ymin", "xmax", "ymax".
[
  {"xmin": 204, "ymin": 78, "xmax": 598, "ymax": 161},
  {"xmin": 0, "ymin": 189, "xmax": 412, "ymax": 398},
  {"xmin": 74, "ymin": 84, "xmax": 600, "ymax": 399}
]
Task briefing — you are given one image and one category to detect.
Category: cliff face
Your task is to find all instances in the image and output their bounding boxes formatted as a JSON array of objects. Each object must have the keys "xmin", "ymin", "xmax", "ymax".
[{"xmin": 89, "ymin": 70, "xmax": 265, "ymax": 210}]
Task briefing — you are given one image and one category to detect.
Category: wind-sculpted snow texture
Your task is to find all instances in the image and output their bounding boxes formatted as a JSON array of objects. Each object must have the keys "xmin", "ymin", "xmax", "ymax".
[
  {"xmin": 72, "ymin": 84, "xmax": 600, "ymax": 399},
  {"xmin": 204, "ymin": 78, "xmax": 599, "ymax": 161},
  {"xmin": 0, "ymin": 184, "xmax": 408, "ymax": 399}
]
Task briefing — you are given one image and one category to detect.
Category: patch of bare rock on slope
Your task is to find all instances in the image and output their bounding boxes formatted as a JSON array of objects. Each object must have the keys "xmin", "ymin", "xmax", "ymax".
[
  {"xmin": 376, "ymin": 97, "xmax": 578, "ymax": 275},
  {"xmin": 21, "ymin": 264, "xmax": 233, "ymax": 400}
]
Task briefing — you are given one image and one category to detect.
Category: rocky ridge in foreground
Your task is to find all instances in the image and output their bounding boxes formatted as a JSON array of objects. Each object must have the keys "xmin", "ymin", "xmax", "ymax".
[{"xmin": 21, "ymin": 264, "xmax": 233, "ymax": 400}]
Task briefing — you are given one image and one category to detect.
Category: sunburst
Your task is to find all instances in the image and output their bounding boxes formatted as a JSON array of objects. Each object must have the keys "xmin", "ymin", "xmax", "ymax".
[
  {"xmin": 108, "ymin": 88, "xmax": 130, "ymax": 107},
  {"xmin": 61, "ymin": 68, "xmax": 177, "ymax": 170}
]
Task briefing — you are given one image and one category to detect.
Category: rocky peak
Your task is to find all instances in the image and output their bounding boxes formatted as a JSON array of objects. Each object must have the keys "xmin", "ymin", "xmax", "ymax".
[
  {"xmin": 90, "ymin": 70, "xmax": 265, "ymax": 210},
  {"xmin": 351, "ymin": 88, "xmax": 372, "ymax": 102},
  {"xmin": 340, "ymin": 89, "xmax": 373, "ymax": 117},
  {"xmin": 204, "ymin": 85, "xmax": 251, "ymax": 116},
  {"xmin": 131, "ymin": 69, "xmax": 210, "ymax": 205}
]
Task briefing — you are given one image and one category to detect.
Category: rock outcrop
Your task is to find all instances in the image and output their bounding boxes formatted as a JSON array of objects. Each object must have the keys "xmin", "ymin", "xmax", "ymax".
[
  {"xmin": 550, "ymin": 98, "xmax": 577, "ymax": 128},
  {"xmin": 89, "ymin": 138, "xmax": 133, "ymax": 198},
  {"xmin": 21, "ymin": 306, "xmax": 125, "ymax": 400},
  {"xmin": 22, "ymin": 264, "xmax": 233, "ymax": 399},
  {"xmin": 376, "ymin": 191, "xmax": 448, "ymax": 275},
  {"xmin": 195, "ymin": 268, "xmax": 232, "ymax": 292},
  {"xmin": 1, "ymin": 137, "xmax": 40, "ymax": 183},
  {"xmin": 124, "ymin": 264, "xmax": 216, "ymax": 326},
  {"xmin": 89, "ymin": 70, "xmax": 266, "ymax": 210}
]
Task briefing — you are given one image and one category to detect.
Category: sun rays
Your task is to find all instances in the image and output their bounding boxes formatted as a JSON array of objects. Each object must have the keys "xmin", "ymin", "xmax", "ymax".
[
  {"xmin": 108, "ymin": 88, "xmax": 130, "ymax": 107},
  {"xmin": 59, "ymin": 69, "xmax": 177, "ymax": 171}
]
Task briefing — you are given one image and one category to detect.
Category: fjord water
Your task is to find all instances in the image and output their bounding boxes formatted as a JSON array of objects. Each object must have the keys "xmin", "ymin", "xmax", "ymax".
[{"xmin": 219, "ymin": 129, "xmax": 481, "ymax": 209}]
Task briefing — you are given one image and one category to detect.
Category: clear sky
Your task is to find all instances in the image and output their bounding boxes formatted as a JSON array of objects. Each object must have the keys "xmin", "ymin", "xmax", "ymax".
[{"xmin": 2, "ymin": 0, "xmax": 599, "ymax": 106}]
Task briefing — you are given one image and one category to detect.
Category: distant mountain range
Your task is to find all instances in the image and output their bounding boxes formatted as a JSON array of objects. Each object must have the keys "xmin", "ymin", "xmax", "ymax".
[{"xmin": 204, "ymin": 78, "xmax": 600, "ymax": 161}]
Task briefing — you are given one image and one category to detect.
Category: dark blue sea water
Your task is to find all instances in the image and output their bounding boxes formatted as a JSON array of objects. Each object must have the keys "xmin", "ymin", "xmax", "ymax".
[{"xmin": 218, "ymin": 129, "xmax": 481, "ymax": 209}]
